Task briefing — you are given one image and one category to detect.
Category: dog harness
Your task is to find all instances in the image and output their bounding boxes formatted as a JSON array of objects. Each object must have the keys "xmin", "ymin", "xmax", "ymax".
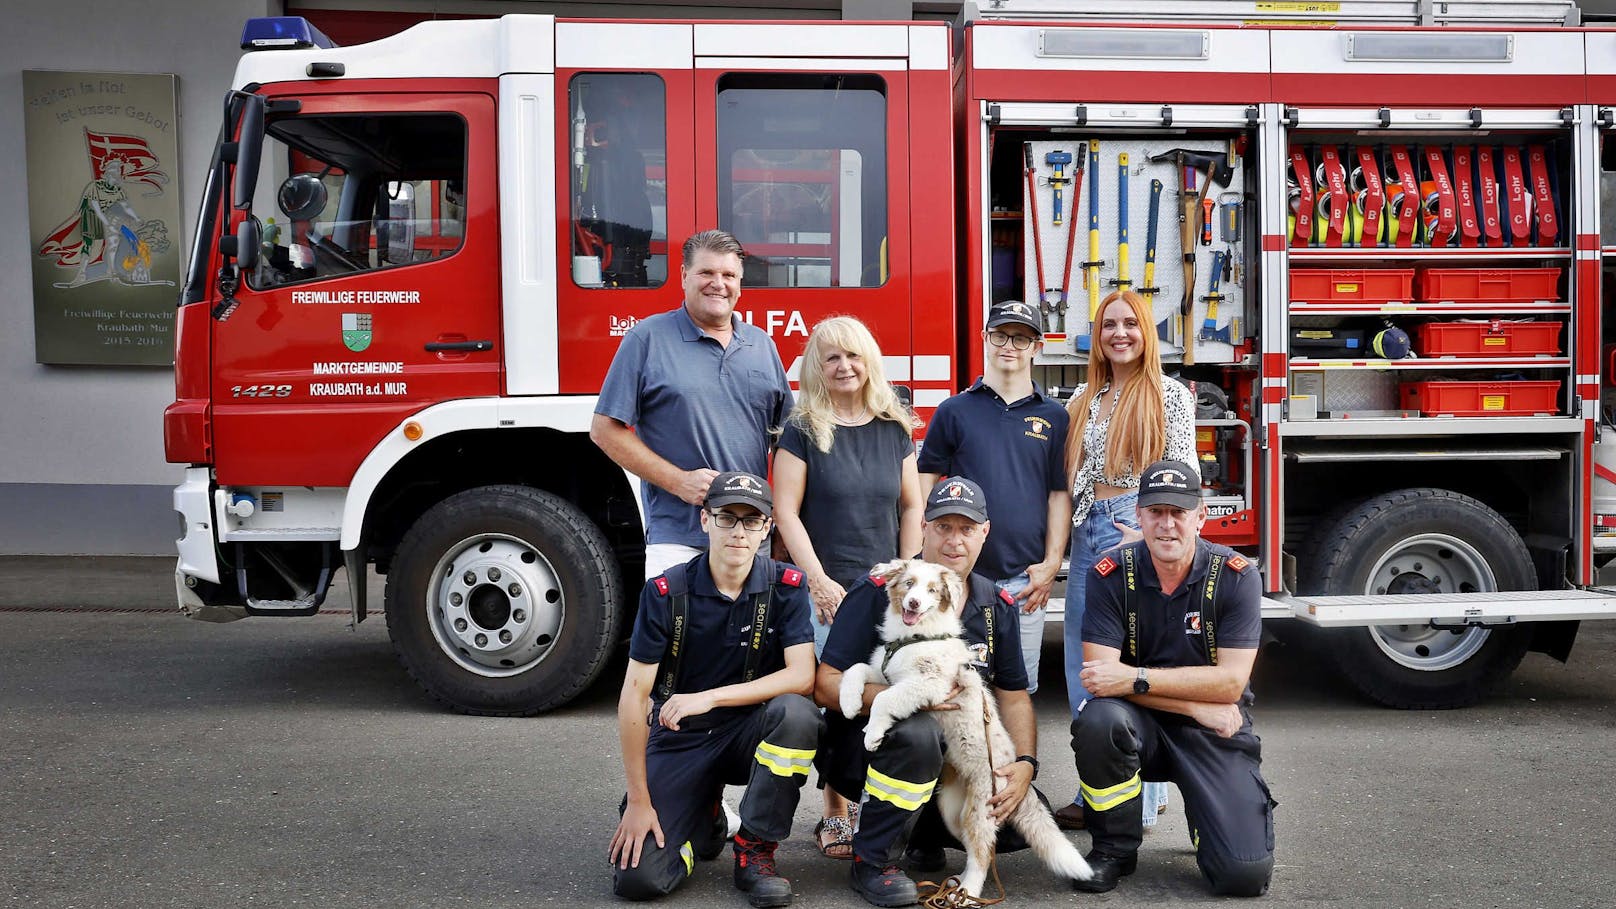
[
  {"xmin": 1120, "ymin": 543, "xmax": 1223, "ymax": 667},
  {"xmin": 878, "ymin": 634, "xmax": 956, "ymax": 675}
]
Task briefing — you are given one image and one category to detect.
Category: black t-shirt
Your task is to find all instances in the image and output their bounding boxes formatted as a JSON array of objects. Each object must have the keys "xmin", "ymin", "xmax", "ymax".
[
  {"xmin": 629, "ymin": 554, "xmax": 815, "ymax": 721},
  {"xmin": 778, "ymin": 418, "xmax": 915, "ymax": 590},
  {"xmin": 1082, "ymin": 539, "xmax": 1262, "ymax": 688},
  {"xmin": 822, "ymin": 570, "xmax": 1028, "ymax": 692}
]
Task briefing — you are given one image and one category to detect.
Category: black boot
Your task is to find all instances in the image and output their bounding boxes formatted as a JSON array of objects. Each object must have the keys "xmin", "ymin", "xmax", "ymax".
[
  {"xmin": 733, "ymin": 832, "xmax": 793, "ymax": 908},
  {"xmin": 694, "ymin": 799, "xmax": 727, "ymax": 861},
  {"xmin": 851, "ymin": 855, "xmax": 918, "ymax": 907},
  {"xmin": 1072, "ymin": 850, "xmax": 1138, "ymax": 893}
]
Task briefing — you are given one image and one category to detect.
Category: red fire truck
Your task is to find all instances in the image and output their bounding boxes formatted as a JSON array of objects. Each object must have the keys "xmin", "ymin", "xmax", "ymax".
[{"xmin": 167, "ymin": 1, "xmax": 1616, "ymax": 715}]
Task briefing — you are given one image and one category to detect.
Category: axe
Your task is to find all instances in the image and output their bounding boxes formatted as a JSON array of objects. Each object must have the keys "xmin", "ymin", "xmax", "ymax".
[{"xmin": 1148, "ymin": 148, "xmax": 1232, "ymax": 364}]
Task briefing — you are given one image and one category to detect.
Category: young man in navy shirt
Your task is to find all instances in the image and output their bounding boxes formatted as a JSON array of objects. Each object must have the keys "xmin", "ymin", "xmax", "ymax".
[
  {"xmin": 918, "ymin": 301, "xmax": 1071, "ymax": 695},
  {"xmin": 814, "ymin": 478, "xmax": 1036, "ymax": 908},
  {"xmin": 610, "ymin": 472, "xmax": 820, "ymax": 908}
]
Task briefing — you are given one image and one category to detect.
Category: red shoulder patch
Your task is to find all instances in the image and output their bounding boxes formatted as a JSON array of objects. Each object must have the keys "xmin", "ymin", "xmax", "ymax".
[
  {"xmin": 780, "ymin": 568, "xmax": 803, "ymax": 587},
  {"xmin": 653, "ymin": 576, "xmax": 669, "ymax": 596},
  {"xmin": 869, "ymin": 574, "xmax": 887, "ymax": 588},
  {"xmin": 1094, "ymin": 556, "xmax": 1118, "ymax": 577},
  {"xmin": 998, "ymin": 588, "xmax": 1016, "ymax": 607},
  {"xmin": 1226, "ymin": 554, "xmax": 1250, "ymax": 572}
]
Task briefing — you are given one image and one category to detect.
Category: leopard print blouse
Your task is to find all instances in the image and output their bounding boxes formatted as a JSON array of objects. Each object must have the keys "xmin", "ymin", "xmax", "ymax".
[{"xmin": 1069, "ymin": 377, "xmax": 1197, "ymax": 527}]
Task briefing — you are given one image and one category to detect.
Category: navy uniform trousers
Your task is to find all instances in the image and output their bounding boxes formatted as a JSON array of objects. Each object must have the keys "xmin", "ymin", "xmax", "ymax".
[
  {"xmin": 1072, "ymin": 698, "xmax": 1276, "ymax": 897},
  {"xmin": 614, "ymin": 693, "xmax": 822, "ymax": 900}
]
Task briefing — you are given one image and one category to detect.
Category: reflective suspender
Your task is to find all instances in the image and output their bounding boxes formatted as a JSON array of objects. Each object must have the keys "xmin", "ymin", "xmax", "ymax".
[
  {"xmin": 1122, "ymin": 543, "xmax": 1222, "ymax": 668},
  {"xmin": 654, "ymin": 566, "xmax": 778, "ymax": 702}
]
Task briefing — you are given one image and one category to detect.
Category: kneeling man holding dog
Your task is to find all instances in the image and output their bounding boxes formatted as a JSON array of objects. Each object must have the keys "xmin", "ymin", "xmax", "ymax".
[
  {"xmin": 815, "ymin": 478, "xmax": 1039, "ymax": 907},
  {"xmin": 1071, "ymin": 459, "xmax": 1276, "ymax": 896}
]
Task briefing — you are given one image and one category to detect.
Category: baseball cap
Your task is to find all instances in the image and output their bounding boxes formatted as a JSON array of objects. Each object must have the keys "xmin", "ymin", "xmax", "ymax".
[
  {"xmin": 1136, "ymin": 460, "xmax": 1202, "ymax": 510},
  {"xmin": 706, "ymin": 471, "xmax": 773, "ymax": 516},
  {"xmin": 985, "ymin": 300, "xmax": 1043, "ymax": 336},
  {"xmin": 925, "ymin": 477, "xmax": 989, "ymax": 523}
]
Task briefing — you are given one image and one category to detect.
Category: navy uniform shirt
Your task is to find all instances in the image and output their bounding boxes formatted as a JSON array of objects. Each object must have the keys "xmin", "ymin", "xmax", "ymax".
[
  {"xmin": 916, "ymin": 379, "xmax": 1069, "ymax": 582},
  {"xmin": 629, "ymin": 553, "xmax": 815, "ymax": 723},
  {"xmin": 1083, "ymin": 538, "xmax": 1262, "ymax": 696},
  {"xmin": 822, "ymin": 570, "xmax": 1028, "ymax": 692},
  {"xmin": 596, "ymin": 306, "xmax": 794, "ymax": 548}
]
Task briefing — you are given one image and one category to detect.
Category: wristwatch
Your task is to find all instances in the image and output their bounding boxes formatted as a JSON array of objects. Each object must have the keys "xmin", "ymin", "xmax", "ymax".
[
  {"xmin": 1134, "ymin": 666, "xmax": 1150, "ymax": 695},
  {"xmin": 1015, "ymin": 754, "xmax": 1039, "ymax": 779}
]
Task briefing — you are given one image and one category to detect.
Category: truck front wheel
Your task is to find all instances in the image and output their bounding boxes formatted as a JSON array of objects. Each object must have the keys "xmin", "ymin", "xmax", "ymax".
[
  {"xmin": 1302, "ymin": 488, "xmax": 1534, "ymax": 709},
  {"xmin": 385, "ymin": 485, "xmax": 622, "ymax": 715}
]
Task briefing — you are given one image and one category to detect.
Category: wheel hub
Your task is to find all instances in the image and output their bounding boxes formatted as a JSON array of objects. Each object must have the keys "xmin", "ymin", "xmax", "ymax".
[
  {"xmin": 427, "ymin": 534, "xmax": 564, "ymax": 677},
  {"xmin": 1365, "ymin": 532, "xmax": 1495, "ymax": 672}
]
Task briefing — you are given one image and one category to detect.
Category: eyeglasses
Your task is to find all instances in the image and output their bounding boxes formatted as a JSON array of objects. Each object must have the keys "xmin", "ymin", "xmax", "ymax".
[
  {"xmin": 709, "ymin": 510, "xmax": 769, "ymax": 532},
  {"xmin": 986, "ymin": 330, "xmax": 1035, "ymax": 351}
]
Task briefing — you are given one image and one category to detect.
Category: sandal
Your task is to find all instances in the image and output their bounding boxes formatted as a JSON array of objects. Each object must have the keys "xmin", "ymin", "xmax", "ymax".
[{"xmin": 814, "ymin": 814, "xmax": 854, "ymax": 860}]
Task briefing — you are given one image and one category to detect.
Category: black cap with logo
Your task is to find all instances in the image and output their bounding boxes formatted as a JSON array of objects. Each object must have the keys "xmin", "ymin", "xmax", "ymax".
[
  {"xmin": 1136, "ymin": 460, "xmax": 1202, "ymax": 510},
  {"xmin": 706, "ymin": 471, "xmax": 773, "ymax": 516},
  {"xmin": 985, "ymin": 300, "xmax": 1043, "ymax": 336},
  {"xmin": 925, "ymin": 476, "xmax": 989, "ymax": 523}
]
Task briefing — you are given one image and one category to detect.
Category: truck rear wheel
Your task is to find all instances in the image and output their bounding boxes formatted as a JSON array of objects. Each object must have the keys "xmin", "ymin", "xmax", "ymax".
[
  {"xmin": 385, "ymin": 485, "xmax": 621, "ymax": 715},
  {"xmin": 1302, "ymin": 488, "xmax": 1533, "ymax": 709}
]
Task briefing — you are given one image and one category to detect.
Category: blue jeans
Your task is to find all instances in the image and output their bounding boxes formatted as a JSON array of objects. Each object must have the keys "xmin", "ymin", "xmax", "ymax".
[
  {"xmin": 996, "ymin": 573, "xmax": 1039, "ymax": 694},
  {"xmin": 1062, "ymin": 489, "xmax": 1168, "ymax": 823}
]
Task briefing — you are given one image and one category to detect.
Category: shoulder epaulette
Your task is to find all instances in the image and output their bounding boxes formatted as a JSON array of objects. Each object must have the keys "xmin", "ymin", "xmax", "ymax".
[
  {"xmin": 652, "ymin": 575, "xmax": 670, "ymax": 596},
  {"xmin": 998, "ymin": 587, "xmax": 1016, "ymax": 607},
  {"xmin": 1093, "ymin": 555, "xmax": 1118, "ymax": 577},
  {"xmin": 1226, "ymin": 553, "xmax": 1251, "ymax": 573},
  {"xmin": 869, "ymin": 572, "xmax": 888, "ymax": 588},
  {"xmin": 778, "ymin": 565, "xmax": 803, "ymax": 587}
]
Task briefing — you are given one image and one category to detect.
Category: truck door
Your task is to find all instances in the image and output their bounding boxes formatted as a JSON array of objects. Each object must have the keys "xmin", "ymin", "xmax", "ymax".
[{"xmin": 213, "ymin": 90, "xmax": 500, "ymax": 486}]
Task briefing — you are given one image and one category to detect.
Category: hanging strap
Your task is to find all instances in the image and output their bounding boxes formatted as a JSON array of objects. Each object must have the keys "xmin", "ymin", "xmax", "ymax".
[{"xmin": 1200, "ymin": 552, "xmax": 1224, "ymax": 667}]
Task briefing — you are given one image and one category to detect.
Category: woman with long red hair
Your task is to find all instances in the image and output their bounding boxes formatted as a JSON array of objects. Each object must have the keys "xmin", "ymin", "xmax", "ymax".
[{"xmin": 1056, "ymin": 289, "xmax": 1196, "ymax": 832}]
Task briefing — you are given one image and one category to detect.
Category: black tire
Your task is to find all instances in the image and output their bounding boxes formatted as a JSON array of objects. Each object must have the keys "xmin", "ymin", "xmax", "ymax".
[
  {"xmin": 385, "ymin": 485, "xmax": 622, "ymax": 715},
  {"xmin": 1300, "ymin": 488, "xmax": 1533, "ymax": 709}
]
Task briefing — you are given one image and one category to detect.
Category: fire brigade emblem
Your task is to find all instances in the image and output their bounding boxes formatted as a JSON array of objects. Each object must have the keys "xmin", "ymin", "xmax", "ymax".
[
  {"xmin": 967, "ymin": 641, "xmax": 990, "ymax": 671},
  {"xmin": 342, "ymin": 313, "xmax": 373, "ymax": 352},
  {"xmin": 1185, "ymin": 611, "xmax": 1203, "ymax": 635},
  {"xmin": 1094, "ymin": 556, "xmax": 1117, "ymax": 577}
]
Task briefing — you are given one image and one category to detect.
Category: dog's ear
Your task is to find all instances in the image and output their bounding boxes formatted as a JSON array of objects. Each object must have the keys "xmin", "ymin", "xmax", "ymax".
[
  {"xmin": 869, "ymin": 559, "xmax": 909, "ymax": 587},
  {"xmin": 942, "ymin": 570, "xmax": 965, "ymax": 612}
]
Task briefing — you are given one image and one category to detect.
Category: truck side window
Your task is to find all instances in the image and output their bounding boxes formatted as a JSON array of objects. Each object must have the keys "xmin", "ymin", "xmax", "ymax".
[
  {"xmin": 569, "ymin": 72, "xmax": 667, "ymax": 289},
  {"xmin": 245, "ymin": 113, "xmax": 467, "ymax": 290},
  {"xmin": 716, "ymin": 73, "xmax": 887, "ymax": 288}
]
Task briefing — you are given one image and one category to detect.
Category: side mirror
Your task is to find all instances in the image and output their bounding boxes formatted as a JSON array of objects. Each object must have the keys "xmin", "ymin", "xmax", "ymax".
[
  {"xmin": 233, "ymin": 93, "xmax": 265, "ymax": 210},
  {"xmin": 277, "ymin": 173, "xmax": 328, "ymax": 221},
  {"xmin": 235, "ymin": 217, "xmax": 261, "ymax": 271}
]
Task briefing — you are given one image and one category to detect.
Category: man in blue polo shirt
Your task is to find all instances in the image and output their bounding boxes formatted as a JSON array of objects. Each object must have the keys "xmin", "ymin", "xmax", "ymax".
[
  {"xmin": 610, "ymin": 471, "xmax": 820, "ymax": 908},
  {"xmin": 917, "ymin": 301, "xmax": 1071, "ymax": 695},
  {"xmin": 592, "ymin": 229, "xmax": 795, "ymax": 580}
]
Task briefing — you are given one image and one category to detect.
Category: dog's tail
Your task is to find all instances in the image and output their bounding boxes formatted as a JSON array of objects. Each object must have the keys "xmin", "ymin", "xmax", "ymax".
[{"xmin": 1013, "ymin": 795, "xmax": 1094, "ymax": 881}]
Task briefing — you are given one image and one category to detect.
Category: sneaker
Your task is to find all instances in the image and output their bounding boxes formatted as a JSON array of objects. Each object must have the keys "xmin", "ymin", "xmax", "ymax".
[
  {"xmin": 733, "ymin": 833, "xmax": 793, "ymax": 908},
  {"xmin": 850, "ymin": 856, "xmax": 918, "ymax": 907}
]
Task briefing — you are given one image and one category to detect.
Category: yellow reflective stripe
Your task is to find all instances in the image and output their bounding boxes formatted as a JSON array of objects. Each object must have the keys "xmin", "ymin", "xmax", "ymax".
[
  {"xmin": 864, "ymin": 766, "xmax": 937, "ymax": 811},
  {"xmin": 679, "ymin": 841, "xmax": 694, "ymax": 875},
  {"xmin": 754, "ymin": 740, "xmax": 815, "ymax": 777},
  {"xmin": 1081, "ymin": 772, "xmax": 1143, "ymax": 812}
]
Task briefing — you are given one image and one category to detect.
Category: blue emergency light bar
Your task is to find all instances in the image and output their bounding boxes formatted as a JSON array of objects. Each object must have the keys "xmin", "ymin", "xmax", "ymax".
[{"xmin": 241, "ymin": 17, "xmax": 337, "ymax": 51}]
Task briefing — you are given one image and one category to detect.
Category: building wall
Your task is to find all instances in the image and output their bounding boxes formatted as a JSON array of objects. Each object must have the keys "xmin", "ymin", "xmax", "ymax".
[{"xmin": 1, "ymin": 1, "xmax": 276, "ymax": 554}]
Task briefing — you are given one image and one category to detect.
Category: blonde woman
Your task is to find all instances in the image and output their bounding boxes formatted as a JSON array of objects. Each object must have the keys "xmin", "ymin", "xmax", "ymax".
[
  {"xmin": 1058, "ymin": 290, "xmax": 1197, "ymax": 832},
  {"xmin": 773, "ymin": 315, "xmax": 923, "ymax": 859}
]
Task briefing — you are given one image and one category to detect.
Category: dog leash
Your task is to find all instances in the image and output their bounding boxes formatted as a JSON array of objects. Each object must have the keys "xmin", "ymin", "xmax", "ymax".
[{"xmin": 915, "ymin": 694, "xmax": 1008, "ymax": 909}]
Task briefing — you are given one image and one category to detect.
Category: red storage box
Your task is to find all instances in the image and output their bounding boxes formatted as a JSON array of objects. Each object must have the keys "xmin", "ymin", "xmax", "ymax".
[
  {"xmin": 1415, "ymin": 320, "xmax": 1564, "ymax": 357},
  {"xmin": 1414, "ymin": 267, "xmax": 1561, "ymax": 303},
  {"xmin": 1291, "ymin": 268, "xmax": 1415, "ymax": 304},
  {"xmin": 1399, "ymin": 380, "xmax": 1560, "ymax": 416}
]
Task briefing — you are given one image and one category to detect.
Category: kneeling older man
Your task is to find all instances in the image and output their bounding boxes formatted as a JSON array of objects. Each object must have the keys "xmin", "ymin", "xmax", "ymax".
[{"xmin": 1071, "ymin": 460, "xmax": 1276, "ymax": 897}]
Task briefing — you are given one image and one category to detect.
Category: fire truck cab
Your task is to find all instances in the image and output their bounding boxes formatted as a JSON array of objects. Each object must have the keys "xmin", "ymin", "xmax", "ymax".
[{"xmin": 169, "ymin": 3, "xmax": 1616, "ymax": 715}]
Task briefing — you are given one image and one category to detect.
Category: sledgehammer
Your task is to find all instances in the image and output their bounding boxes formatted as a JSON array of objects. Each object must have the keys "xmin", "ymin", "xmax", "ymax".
[{"xmin": 1148, "ymin": 148, "xmax": 1232, "ymax": 364}]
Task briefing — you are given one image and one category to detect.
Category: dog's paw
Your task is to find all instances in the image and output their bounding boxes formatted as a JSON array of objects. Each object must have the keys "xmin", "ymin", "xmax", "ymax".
[
  {"xmin": 863, "ymin": 724, "xmax": 888, "ymax": 751},
  {"xmin": 840, "ymin": 688, "xmax": 863, "ymax": 721},
  {"xmin": 840, "ymin": 665, "xmax": 868, "ymax": 719}
]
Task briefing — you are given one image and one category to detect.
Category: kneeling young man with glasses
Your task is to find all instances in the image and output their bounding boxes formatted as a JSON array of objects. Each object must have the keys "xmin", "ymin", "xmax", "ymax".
[{"xmin": 610, "ymin": 472, "xmax": 822, "ymax": 908}]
